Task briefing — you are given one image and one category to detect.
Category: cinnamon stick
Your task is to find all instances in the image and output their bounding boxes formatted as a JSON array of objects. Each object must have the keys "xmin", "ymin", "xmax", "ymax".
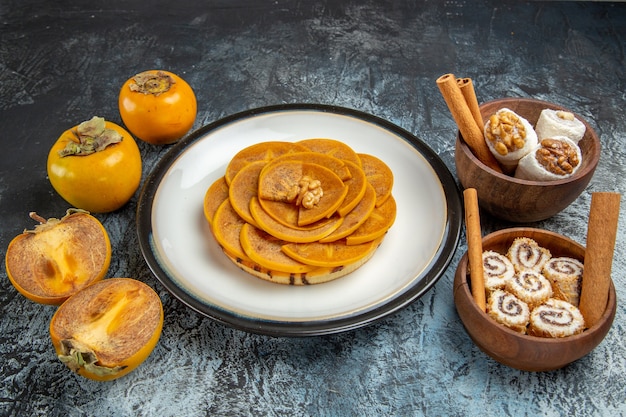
[
  {"xmin": 457, "ymin": 77, "xmax": 484, "ymax": 130},
  {"xmin": 579, "ymin": 192, "xmax": 621, "ymax": 327},
  {"xmin": 436, "ymin": 73, "xmax": 502, "ymax": 173},
  {"xmin": 463, "ymin": 188, "xmax": 486, "ymax": 312}
]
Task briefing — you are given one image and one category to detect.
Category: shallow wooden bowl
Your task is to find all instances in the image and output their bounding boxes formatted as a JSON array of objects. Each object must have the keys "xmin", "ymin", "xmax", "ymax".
[
  {"xmin": 455, "ymin": 98, "xmax": 601, "ymax": 222},
  {"xmin": 453, "ymin": 228, "xmax": 616, "ymax": 372}
]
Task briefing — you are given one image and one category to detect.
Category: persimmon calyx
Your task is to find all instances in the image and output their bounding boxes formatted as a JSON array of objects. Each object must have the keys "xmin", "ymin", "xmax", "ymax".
[
  {"xmin": 58, "ymin": 116, "xmax": 123, "ymax": 157},
  {"xmin": 24, "ymin": 208, "xmax": 89, "ymax": 234},
  {"xmin": 58, "ymin": 339, "xmax": 125, "ymax": 377},
  {"xmin": 129, "ymin": 70, "xmax": 175, "ymax": 96}
]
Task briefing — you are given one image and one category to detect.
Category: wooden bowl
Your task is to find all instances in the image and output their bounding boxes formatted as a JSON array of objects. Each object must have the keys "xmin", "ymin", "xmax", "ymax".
[
  {"xmin": 453, "ymin": 228, "xmax": 616, "ymax": 371},
  {"xmin": 455, "ymin": 98, "xmax": 601, "ymax": 222}
]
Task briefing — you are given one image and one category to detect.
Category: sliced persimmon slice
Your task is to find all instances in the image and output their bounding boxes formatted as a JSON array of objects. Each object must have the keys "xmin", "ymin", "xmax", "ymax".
[
  {"xmin": 257, "ymin": 198, "xmax": 300, "ymax": 228},
  {"xmin": 249, "ymin": 197, "xmax": 343, "ymax": 243},
  {"xmin": 281, "ymin": 237, "xmax": 380, "ymax": 268},
  {"xmin": 224, "ymin": 141, "xmax": 309, "ymax": 185},
  {"xmin": 298, "ymin": 182, "xmax": 348, "ymax": 226},
  {"xmin": 346, "ymin": 194, "xmax": 397, "ymax": 245},
  {"xmin": 258, "ymin": 160, "xmax": 348, "ymax": 226},
  {"xmin": 203, "ymin": 176, "xmax": 229, "ymax": 227},
  {"xmin": 228, "ymin": 160, "xmax": 265, "ymax": 227},
  {"xmin": 211, "ymin": 199, "xmax": 251, "ymax": 262},
  {"xmin": 240, "ymin": 223, "xmax": 316, "ymax": 273},
  {"xmin": 358, "ymin": 153, "xmax": 394, "ymax": 207},
  {"xmin": 256, "ymin": 198, "xmax": 339, "ymax": 230},
  {"xmin": 336, "ymin": 159, "xmax": 368, "ymax": 217},
  {"xmin": 297, "ymin": 138, "xmax": 362, "ymax": 167},
  {"xmin": 319, "ymin": 183, "xmax": 376, "ymax": 243},
  {"xmin": 263, "ymin": 151, "xmax": 352, "ymax": 181},
  {"xmin": 257, "ymin": 159, "xmax": 304, "ymax": 202}
]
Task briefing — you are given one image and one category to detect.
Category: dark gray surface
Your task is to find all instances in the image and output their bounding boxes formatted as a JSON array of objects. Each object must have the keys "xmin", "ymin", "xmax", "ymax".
[{"xmin": 1, "ymin": 1, "xmax": 625, "ymax": 416}]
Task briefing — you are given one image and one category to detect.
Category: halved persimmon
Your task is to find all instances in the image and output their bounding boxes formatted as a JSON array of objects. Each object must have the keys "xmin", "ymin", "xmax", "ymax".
[
  {"xmin": 224, "ymin": 141, "xmax": 309, "ymax": 185},
  {"xmin": 5, "ymin": 209, "xmax": 111, "ymax": 305},
  {"xmin": 297, "ymin": 138, "xmax": 362, "ymax": 167},
  {"xmin": 249, "ymin": 197, "xmax": 343, "ymax": 243},
  {"xmin": 346, "ymin": 195, "xmax": 397, "ymax": 245},
  {"xmin": 203, "ymin": 176, "xmax": 229, "ymax": 227},
  {"xmin": 358, "ymin": 153, "xmax": 394, "ymax": 207},
  {"xmin": 50, "ymin": 278, "xmax": 163, "ymax": 381}
]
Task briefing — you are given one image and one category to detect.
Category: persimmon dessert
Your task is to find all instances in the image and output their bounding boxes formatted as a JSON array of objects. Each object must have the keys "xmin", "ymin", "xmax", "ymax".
[{"xmin": 204, "ymin": 139, "xmax": 396, "ymax": 285}]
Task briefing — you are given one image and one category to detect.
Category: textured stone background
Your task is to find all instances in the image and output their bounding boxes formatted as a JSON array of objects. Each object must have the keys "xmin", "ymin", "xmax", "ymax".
[{"xmin": 1, "ymin": 1, "xmax": 625, "ymax": 416}]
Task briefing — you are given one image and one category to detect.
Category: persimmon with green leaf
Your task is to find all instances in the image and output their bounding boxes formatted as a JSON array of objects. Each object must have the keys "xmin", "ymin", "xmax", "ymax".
[{"xmin": 47, "ymin": 116, "xmax": 142, "ymax": 213}]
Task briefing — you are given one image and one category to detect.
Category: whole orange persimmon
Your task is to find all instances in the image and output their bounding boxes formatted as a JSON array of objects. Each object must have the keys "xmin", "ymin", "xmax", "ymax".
[
  {"xmin": 118, "ymin": 70, "xmax": 197, "ymax": 145},
  {"xmin": 47, "ymin": 116, "xmax": 142, "ymax": 213}
]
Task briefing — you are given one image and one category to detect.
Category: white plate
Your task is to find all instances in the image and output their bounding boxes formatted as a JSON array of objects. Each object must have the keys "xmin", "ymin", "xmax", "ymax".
[{"xmin": 137, "ymin": 104, "xmax": 462, "ymax": 336}]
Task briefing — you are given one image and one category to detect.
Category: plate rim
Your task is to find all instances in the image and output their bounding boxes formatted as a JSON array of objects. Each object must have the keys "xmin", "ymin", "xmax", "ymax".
[{"xmin": 136, "ymin": 103, "xmax": 462, "ymax": 336}]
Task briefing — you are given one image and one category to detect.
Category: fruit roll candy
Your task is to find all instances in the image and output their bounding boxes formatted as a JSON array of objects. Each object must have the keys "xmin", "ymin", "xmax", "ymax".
[
  {"xmin": 482, "ymin": 250, "xmax": 515, "ymax": 296},
  {"xmin": 528, "ymin": 298, "xmax": 585, "ymax": 338},
  {"xmin": 486, "ymin": 289, "xmax": 530, "ymax": 334},
  {"xmin": 507, "ymin": 237, "xmax": 551, "ymax": 273},
  {"xmin": 505, "ymin": 269, "xmax": 553, "ymax": 311},
  {"xmin": 542, "ymin": 257, "xmax": 584, "ymax": 307}
]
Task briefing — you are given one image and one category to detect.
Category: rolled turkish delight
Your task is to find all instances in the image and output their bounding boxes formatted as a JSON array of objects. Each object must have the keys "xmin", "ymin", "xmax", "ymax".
[
  {"xmin": 505, "ymin": 269, "xmax": 553, "ymax": 310},
  {"xmin": 535, "ymin": 109, "xmax": 586, "ymax": 143},
  {"xmin": 482, "ymin": 250, "xmax": 515, "ymax": 295},
  {"xmin": 528, "ymin": 298, "xmax": 585, "ymax": 338},
  {"xmin": 487, "ymin": 289, "xmax": 530, "ymax": 334},
  {"xmin": 507, "ymin": 237, "xmax": 551, "ymax": 273},
  {"xmin": 514, "ymin": 136, "xmax": 582, "ymax": 181},
  {"xmin": 542, "ymin": 257, "xmax": 584, "ymax": 307},
  {"xmin": 484, "ymin": 108, "xmax": 538, "ymax": 173}
]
